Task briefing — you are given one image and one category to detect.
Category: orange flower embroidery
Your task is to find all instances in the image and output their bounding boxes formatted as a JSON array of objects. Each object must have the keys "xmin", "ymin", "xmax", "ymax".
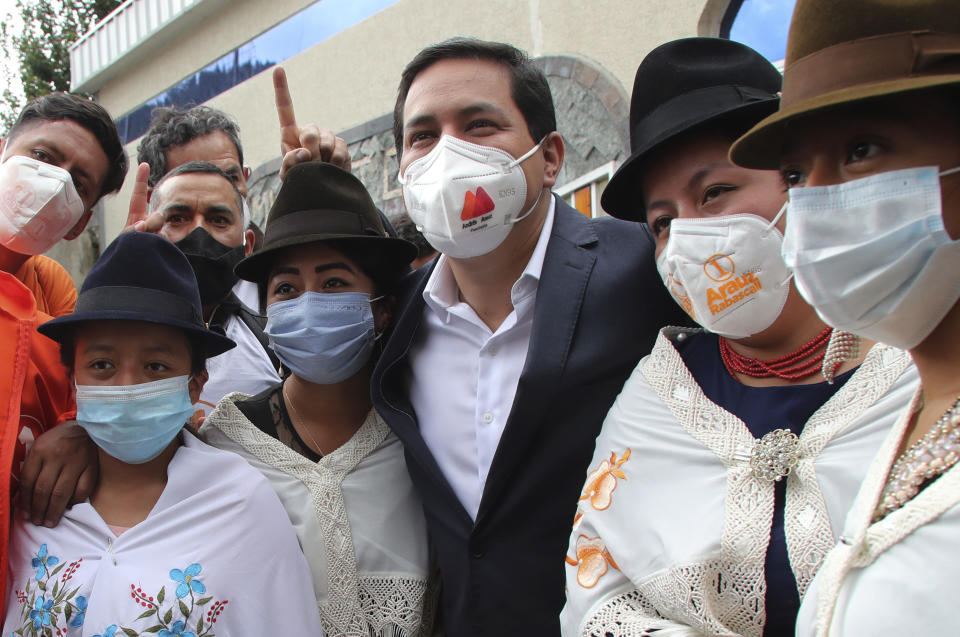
[
  {"xmin": 579, "ymin": 448, "xmax": 631, "ymax": 510},
  {"xmin": 565, "ymin": 535, "xmax": 619, "ymax": 588}
]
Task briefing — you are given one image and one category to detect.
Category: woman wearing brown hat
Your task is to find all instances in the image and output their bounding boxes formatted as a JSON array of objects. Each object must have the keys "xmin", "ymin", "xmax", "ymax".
[
  {"xmin": 561, "ymin": 38, "xmax": 918, "ymax": 637},
  {"xmin": 199, "ymin": 162, "xmax": 435, "ymax": 636},
  {"xmin": 731, "ymin": 0, "xmax": 960, "ymax": 635}
]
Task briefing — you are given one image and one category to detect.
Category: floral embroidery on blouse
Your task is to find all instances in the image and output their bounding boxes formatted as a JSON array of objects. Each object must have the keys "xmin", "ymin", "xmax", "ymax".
[
  {"xmin": 10, "ymin": 550, "xmax": 229, "ymax": 637},
  {"xmin": 579, "ymin": 448, "xmax": 631, "ymax": 511},
  {"xmin": 565, "ymin": 535, "xmax": 620, "ymax": 588},
  {"xmin": 10, "ymin": 545, "xmax": 86, "ymax": 636}
]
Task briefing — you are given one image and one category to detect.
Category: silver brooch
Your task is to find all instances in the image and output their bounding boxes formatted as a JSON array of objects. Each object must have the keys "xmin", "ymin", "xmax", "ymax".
[{"xmin": 750, "ymin": 428, "xmax": 801, "ymax": 482}]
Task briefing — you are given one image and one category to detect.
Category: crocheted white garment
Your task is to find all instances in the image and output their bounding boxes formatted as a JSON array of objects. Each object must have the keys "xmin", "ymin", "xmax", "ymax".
[
  {"xmin": 579, "ymin": 332, "xmax": 912, "ymax": 637},
  {"xmin": 203, "ymin": 397, "xmax": 436, "ymax": 637}
]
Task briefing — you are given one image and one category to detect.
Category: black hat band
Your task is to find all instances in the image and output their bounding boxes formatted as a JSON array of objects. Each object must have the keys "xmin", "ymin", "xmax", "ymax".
[
  {"xmin": 266, "ymin": 209, "xmax": 384, "ymax": 244},
  {"xmin": 75, "ymin": 286, "xmax": 203, "ymax": 324},
  {"xmin": 632, "ymin": 84, "xmax": 775, "ymax": 149}
]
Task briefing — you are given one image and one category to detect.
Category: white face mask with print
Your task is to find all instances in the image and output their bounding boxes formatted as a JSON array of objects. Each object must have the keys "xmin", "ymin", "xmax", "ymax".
[
  {"xmin": 0, "ymin": 150, "xmax": 85, "ymax": 255},
  {"xmin": 656, "ymin": 211, "xmax": 793, "ymax": 339},
  {"xmin": 782, "ymin": 165, "xmax": 960, "ymax": 350},
  {"xmin": 399, "ymin": 134, "xmax": 545, "ymax": 259}
]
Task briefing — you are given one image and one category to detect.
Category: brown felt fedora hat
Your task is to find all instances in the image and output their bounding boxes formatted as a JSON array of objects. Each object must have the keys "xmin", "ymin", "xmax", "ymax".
[
  {"xmin": 235, "ymin": 162, "xmax": 416, "ymax": 284},
  {"xmin": 731, "ymin": 0, "xmax": 960, "ymax": 169}
]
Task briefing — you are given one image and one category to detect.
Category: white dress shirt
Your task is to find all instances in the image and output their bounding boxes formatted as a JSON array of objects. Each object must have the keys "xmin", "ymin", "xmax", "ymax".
[{"xmin": 409, "ymin": 197, "xmax": 556, "ymax": 520}]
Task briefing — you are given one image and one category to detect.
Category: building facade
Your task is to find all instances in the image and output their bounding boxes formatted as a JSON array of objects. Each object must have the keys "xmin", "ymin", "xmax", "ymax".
[{"xmin": 49, "ymin": 0, "xmax": 793, "ymax": 283}]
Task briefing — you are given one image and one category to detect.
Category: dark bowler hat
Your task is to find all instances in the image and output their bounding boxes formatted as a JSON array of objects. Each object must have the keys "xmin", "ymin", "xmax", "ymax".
[
  {"xmin": 39, "ymin": 232, "xmax": 235, "ymax": 358},
  {"xmin": 732, "ymin": 0, "xmax": 960, "ymax": 168},
  {"xmin": 601, "ymin": 37, "xmax": 782, "ymax": 222},
  {"xmin": 234, "ymin": 162, "xmax": 417, "ymax": 283}
]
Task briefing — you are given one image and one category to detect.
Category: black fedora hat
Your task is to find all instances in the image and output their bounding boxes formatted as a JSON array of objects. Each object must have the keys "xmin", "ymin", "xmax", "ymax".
[
  {"xmin": 601, "ymin": 37, "xmax": 782, "ymax": 222},
  {"xmin": 235, "ymin": 162, "xmax": 416, "ymax": 284},
  {"xmin": 39, "ymin": 232, "xmax": 236, "ymax": 358}
]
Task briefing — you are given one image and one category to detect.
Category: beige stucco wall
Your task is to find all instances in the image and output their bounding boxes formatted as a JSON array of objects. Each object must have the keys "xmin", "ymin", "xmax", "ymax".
[{"xmin": 99, "ymin": 0, "xmax": 720, "ymax": 242}]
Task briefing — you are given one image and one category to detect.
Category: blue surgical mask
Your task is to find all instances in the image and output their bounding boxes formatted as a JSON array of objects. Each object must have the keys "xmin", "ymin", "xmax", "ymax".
[
  {"xmin": 265, "ymin": 291, "xmax": 379, "ymax": 384},
  {"xmin": 76, "ymin": 375, "xmax": 194, "ymax": 464},
  {"xmin": 783, "ymin": 165, "xmax": 960, "ymax": 349}
]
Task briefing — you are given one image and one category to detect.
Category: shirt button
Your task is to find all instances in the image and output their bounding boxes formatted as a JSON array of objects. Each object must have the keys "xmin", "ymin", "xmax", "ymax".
[
  {"xmin": 481, "ymin": 412, "xmax": 494, "ymax": 424},
  {"xmin": 487, "ymin": 346, "xmax": 498, "ymax": 356}
]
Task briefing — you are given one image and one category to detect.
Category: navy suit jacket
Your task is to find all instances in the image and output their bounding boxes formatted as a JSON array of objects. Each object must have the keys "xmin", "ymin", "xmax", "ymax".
[{"xmin": 372, "ymin": 197, "xmax": 689, "ymax": 635}]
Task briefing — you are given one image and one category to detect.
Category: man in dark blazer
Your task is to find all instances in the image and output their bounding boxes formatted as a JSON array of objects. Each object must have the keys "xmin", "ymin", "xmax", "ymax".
[{"xmin": 372, "ymin": 38, "xmax": 687, "ymax": 635}]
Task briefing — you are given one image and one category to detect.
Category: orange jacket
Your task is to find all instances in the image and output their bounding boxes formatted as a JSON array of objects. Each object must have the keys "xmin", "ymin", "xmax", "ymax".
[
  {"xmin": 0, "ymin": 271, "xmax": 75, "ymax": 607},
  {"xmin": 14, "ymin": 255, "xmax": 77, "ymax": 318}
]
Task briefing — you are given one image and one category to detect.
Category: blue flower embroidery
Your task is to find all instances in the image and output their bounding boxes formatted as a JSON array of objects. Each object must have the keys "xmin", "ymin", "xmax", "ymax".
[
  {"xmin": 93, "ymin": 625, "xmax": 118, "ymax": 637},
  {"xmin": 169, "ymin": 563, "xmax": 206, "ymax": 599},
  {"xmin": 70, "ymin": 595, "xmax": 87, "ymax": 627},
  {"xmin": 158, "ymin": 620, "xmax": 196, "ymax": 637},
  {"xmin": 31, "ymin": 544, "xmax": 59, "ymax": 580},
  {"xmin": 29, "ymin": 596, "xmax": 53, "ymax": 630}
]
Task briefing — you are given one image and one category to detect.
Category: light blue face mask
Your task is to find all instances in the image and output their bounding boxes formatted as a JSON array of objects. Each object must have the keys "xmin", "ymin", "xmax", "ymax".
[
  {"xmin": 265, "ymin": 291, "xmax": 379, "ymax": 385},
  {"xmin": 76, "ymin": 375, "xmax": 194, "ymax": 464}
]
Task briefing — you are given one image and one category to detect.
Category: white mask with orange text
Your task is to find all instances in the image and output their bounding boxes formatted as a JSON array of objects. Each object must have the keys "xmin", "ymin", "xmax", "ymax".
[
  {"xmin": 399, "ymin": 135, "xmax": 544, "ymax": 259},
  {"xmin": 656, "ymin": 212, "xmax": 792, "ymax": 339}
]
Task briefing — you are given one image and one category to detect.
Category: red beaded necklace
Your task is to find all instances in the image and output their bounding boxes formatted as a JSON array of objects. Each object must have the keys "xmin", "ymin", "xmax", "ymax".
[{"xmin": 719, "ymin": 327, "xmax": 833, "ymax": 381}]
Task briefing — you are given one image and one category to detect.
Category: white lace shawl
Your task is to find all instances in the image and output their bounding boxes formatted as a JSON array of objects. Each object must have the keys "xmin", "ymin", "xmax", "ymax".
[
  {"xmin": 200, "ymin": 394, "xmax": 436, "ymax": 637},
  {"xmin": 797, "ymin": 389, "xmax": 960, "ymax": 637},
  {"xmin": 560, "ymin": 329, "xmax": 918, "ymax": 637}
]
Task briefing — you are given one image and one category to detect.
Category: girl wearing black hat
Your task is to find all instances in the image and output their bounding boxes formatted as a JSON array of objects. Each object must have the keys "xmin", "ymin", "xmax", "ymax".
[
  {"xmin": 2, "ymin": 232, "xmax": 324, "ymax": 635},
  {"xmin": 732, "ymin": 0, "xmax": 960, "ymax": 634},
  {"xmin": 200, "ymin": 162, "xmax": 434, "ymax": 637},
  {"xmin": 561, "ymin": 38, "xmax": 918, "ymax": 637}
]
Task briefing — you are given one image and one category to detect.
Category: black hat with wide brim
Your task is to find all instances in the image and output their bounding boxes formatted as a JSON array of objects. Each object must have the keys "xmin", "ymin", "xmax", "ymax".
[
  {"xmin": 601, "ymin": 37, "xmax": 782, "ymax": 222},
  {"xmin": 39, "ymin": 231, "xmax": 236, "ymax": 358},
  {"xmin": 234, "ymin": 162, "xmax": 417, "ymax": 284}
]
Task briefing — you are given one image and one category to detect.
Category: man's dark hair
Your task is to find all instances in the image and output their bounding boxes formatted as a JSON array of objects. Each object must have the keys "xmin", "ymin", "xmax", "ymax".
[
  {"xmin": 393, "ymin": 37, "xmax": 556, "ymax": 157},
  {"xmin": 137, "ymin": 106, "xmax": 244, "ymax": 188},
  {"xmin": 7, "ymin": 92, "xmax": 128, "ymax": 202},
  {"xmin": 391, "ymin": 212, "xmax": 435, "ymax": 259},
  {"xmin": 149, "ymin": 161, "xmax": 245, "ymax": 218}
]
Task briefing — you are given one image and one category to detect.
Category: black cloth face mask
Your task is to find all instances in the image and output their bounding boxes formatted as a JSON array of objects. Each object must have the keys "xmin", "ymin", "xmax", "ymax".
[{"xmin": 174, "ymin": 227, "xmax": 245, "ymax": 306}]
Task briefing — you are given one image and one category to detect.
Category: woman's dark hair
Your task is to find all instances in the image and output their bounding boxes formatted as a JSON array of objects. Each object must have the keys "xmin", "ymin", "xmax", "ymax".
[
  {"xmin": 7, "ymin": 92, "xmax": 127, "ymax": 202},
  {"xmin": 393, "ymin": 37, "xmax": 556, "ymax": 158}
]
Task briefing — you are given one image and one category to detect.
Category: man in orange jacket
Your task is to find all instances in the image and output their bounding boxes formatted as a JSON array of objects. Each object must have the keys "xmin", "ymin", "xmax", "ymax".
[{"xmin": 0, "ymin": 92, "xmax": 128, "ymax": 600}]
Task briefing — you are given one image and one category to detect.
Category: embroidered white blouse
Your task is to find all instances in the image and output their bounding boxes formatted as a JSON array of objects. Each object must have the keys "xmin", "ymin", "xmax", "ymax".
[
  {"xmin": 796, "ymin": 388, "xmax": 960, "ymax": 636},
  {"xmin": 2, "ymin": 433, "xmax": 324, "ymax": 637},
  {"xmin": 560, "ymin": 330, "xmax": 918, "ymax": 637},
  {"xmin": 200, "ymin": 395, "xmax": 435, "ymax": 637}
]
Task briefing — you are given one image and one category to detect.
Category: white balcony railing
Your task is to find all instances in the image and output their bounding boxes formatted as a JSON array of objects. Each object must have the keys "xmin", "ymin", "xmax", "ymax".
[{"xmin": 69, "ymin": 0, "xmax": 229, "ymax": 93}]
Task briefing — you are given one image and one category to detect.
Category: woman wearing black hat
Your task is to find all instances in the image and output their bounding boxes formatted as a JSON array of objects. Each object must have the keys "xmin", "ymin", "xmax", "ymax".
[
  {"xmin": 560, "ymin": 38, "xmax": 918, "ymax": 637},
  {"xmin": 200, "ymin": 162, "xmax": 434, "ymax": 636},
  {"xmin": 732, "ymin": 0, "xmax": 960, "ymax": 634},
  {"xmin": 2, "ymin": 231, "xmax": 324, "ymax": 635}
]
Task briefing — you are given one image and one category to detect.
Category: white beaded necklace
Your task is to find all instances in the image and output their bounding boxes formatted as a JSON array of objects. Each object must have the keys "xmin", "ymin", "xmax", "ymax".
[{"xmin": 874, "ymin": 395, "xmax": 960, "ymax": 521}]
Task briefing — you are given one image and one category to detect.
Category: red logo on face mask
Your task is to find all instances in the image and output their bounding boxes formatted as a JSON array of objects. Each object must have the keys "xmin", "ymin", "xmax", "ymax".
[{"xmin": 460, "ymin": 187, "xmax": 496, "ymax": 221}]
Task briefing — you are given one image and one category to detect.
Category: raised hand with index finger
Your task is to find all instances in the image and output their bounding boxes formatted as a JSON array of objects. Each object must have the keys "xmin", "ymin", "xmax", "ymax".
[
  {"xmin": 274, "ymin": 66, "xmax": 352, "ymax": 179},
  {"xmin": 122, "ymin": 162, "xmax": 165, "ymax": 234}
]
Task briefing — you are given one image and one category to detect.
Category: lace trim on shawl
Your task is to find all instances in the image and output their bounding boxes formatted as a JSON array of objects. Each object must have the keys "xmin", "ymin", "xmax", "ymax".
[
  {"xmin": 358, "ymin": 574, "xmax": 439, "ymax": 637},
  {"xmin": 629, "ymin": 330, "xmax": 910, "ymax": 637},
  {"xmin": 208, "ymin": 397, "xmax": 430, "ymax": 636},
  {"xmin": 581, "ymin": 587, "xmax": 701, "ymax": 637}
]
